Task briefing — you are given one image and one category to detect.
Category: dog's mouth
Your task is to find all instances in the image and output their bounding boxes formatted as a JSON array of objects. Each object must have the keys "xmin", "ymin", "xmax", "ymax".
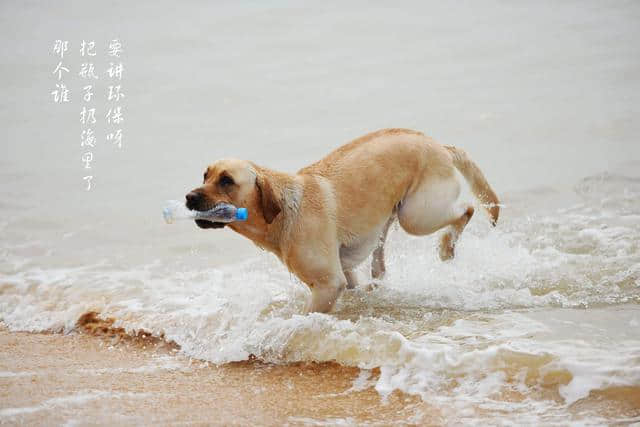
[{"xmin": 195, "ymin": 219, "xmax": 226, "ymax": 229}]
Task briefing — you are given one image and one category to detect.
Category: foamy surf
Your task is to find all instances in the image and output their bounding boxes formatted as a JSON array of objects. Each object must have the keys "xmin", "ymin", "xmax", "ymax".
[
  {"xmin": 0, "ymin": 391, "xmax": 152, "ymax": 418},
  {"xmin": 1, "ymin": 172, "xmax": 639, "ymax": 423}
]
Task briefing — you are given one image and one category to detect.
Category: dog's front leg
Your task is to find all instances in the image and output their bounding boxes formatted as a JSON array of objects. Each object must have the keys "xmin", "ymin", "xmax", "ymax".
[
  {"xmin": 286, "ymin": 223, "xmax": 346, "ymax": 313},
  {"xmin": 307, "ymin": 279, "xmax": 346, "ymax": 313},
  {"xmin": 288, "ymin": 254, "xmax": 347, "ymax": 313}
]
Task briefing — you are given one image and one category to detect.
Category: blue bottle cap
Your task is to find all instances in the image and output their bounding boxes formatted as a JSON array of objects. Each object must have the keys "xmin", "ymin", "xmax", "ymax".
[{"xmin": 235, "ymin": 207, "xmax": 248, "ymax": 221}]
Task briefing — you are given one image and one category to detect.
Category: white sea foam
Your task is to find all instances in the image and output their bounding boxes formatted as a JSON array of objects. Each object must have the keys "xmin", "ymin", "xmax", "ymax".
[
  {"xmin": 0, "ymin": 371, "xmax": 37, "ymax": 378},
  {"xmin": 77, "ymin": 355, "xmax": 187, "ymax": 375},
  {"xmin": 1, "ymin": 173, "xmax": 639, "ymax": 422},
  {"xmin": 0, "ymin": 391, "xmax": 150, "ymax": 418}
]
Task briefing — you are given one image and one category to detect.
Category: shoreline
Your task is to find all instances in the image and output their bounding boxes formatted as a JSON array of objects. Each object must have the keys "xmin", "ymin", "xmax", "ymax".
[
  {"xmin": 0, "ymin": 325, "xmax": 439, "ymax": 426},
  {"xmin": 1, "ymin": 315, "xmax": 639, "ymax": 425}
]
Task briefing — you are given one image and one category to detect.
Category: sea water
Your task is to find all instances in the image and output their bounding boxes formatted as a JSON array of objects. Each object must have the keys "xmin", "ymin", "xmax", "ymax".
[{"xmin": 1, "ymin": 0, "xmax": 639, "ymax": 424}]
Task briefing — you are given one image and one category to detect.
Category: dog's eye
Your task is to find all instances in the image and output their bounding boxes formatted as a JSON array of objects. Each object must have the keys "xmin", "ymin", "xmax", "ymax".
[{"xmin": 219, "ymin": 175, "xmax": 234, "ymax": 187}]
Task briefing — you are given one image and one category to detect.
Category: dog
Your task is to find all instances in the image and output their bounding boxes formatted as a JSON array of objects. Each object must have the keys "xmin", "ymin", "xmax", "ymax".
[{"xmin": 185, "ymin": 128, "xmax": 499, "ymax": 313}]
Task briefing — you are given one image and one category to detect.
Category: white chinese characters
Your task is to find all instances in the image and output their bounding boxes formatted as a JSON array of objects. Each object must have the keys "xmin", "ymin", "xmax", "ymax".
[{"xmin": 50, "ymin": 39, "xmax": 126, "ymax": 190}]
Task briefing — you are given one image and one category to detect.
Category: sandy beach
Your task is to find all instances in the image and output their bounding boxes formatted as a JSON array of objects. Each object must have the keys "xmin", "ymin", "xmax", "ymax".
[
  {"xmin": 0, "ymin": 324, "xmax": 437, "ymax": 426},
  {"xmin": 1, "ymin": 320, "xmax": 639, "ymax": 425}
]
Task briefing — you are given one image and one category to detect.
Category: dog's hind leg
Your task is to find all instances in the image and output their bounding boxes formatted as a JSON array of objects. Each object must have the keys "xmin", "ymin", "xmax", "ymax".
[
  {"xmin": 438, "ymin": 205, "xmax": 474, "ymax": 261},
  {"xmin": 344, "ymin": 269, "xmax": 360, "ymax": 290},
  {"xmin": 371, "ymin": 215, "xmax": 395, "ymax": 280},
  {"xmin": 398, "ymin": 176, "xmax": 473, "ymax": 260}
]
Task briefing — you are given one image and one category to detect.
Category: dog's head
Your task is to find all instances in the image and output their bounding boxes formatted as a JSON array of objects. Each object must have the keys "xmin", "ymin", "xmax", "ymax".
[{"xmin": 185, "ymin": 159, "xmax": 281, "ymax": 230}]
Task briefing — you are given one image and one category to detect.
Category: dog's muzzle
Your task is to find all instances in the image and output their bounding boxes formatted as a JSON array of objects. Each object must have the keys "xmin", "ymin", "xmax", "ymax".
[{"xmin": 186, "ymin": 190, "xmax": 226, "ymax": 230}]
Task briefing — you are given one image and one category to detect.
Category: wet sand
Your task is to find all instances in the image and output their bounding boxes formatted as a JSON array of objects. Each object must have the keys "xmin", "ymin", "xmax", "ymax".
[
  {"xmin": 0, "ymin": 325, "xmax": 439, "ymax": 426},
  {"xmin": 1, "ymin": 322, "xmax": 639, "ymax": 426}
]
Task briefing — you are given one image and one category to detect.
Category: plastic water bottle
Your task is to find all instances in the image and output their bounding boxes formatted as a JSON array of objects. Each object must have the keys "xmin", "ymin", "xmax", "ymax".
[{"xmin": 163, "ymin": 200, "xmax": 248, "ymax": 224}]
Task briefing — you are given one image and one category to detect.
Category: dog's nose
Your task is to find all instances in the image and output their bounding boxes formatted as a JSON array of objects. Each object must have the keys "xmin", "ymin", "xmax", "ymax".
[{"xmin": 185, "ymin": 191, "xmax": 201, "ymax": 210}]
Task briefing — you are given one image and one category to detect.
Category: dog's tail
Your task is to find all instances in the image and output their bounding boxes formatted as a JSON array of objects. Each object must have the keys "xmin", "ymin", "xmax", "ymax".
[{"xmin": 444, "ymin": 145, "xmax": 500, "ymax": 226}]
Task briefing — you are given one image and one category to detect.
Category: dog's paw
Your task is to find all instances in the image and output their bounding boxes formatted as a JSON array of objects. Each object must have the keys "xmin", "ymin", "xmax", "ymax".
[
  {"xmin": 365, "ymin": 281, "xmax": 382, "ymax": 292},
  {"xmin": 371, "ymin": 266, "xmax": 386, "ymax": 280},
  {"xmin": 439, "ymin": 233, "xmax": 455, "ymax": 261}
]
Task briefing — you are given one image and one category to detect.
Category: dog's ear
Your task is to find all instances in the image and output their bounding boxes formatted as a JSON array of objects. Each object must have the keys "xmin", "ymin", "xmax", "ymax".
[{"xmin": 256, "ymin": 173, "xmax": 281, "ymax": 224}]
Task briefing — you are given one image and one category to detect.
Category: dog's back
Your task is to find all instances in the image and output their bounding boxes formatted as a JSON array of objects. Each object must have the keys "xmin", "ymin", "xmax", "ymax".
[{"xmin": 298, "ymin": 128, "xmax": 457, "ymax": 241}]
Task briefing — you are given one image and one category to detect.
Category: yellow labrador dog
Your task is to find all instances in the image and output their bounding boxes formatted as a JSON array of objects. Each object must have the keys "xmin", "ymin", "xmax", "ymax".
[{"xmin": 186, "ymin": 129, "xmax": 499, "ymax": 313}]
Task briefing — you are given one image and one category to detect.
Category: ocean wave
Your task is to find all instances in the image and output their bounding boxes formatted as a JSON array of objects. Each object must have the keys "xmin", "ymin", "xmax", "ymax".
[{"xmin": 1, "ymin": 172, "xmax": 639, "ymax": 417}]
